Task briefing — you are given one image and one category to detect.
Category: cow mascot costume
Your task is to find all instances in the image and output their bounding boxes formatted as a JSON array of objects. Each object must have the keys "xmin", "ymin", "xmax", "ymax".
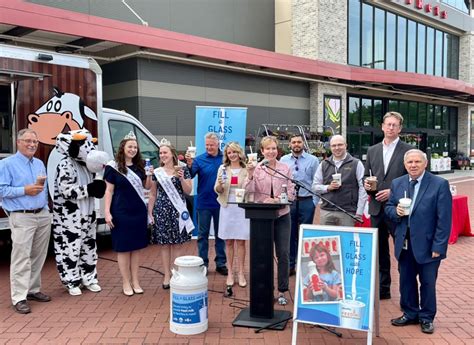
[{"xmin": 52, "ymin": 129, "xmax": 106, "ymax": 296}]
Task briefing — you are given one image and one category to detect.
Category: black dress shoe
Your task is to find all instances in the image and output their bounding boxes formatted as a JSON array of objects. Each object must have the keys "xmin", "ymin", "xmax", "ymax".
[
  {"xmin": 420, "ymin": 321, "xmax": 434, "ymax": 334},
  {"xmin": 380, "ymin": 292, "xmax": 391, "ymax": 300},
  {"xmin": 27, "ymin": 292, "xmax": 51, "ymax": 302},
  {"xmin": 216, "ymin": 266, "xmax": 228, "ymax": 276},
  {"xmin": 391, "ymin": 315, "xmax": 419, "ymax": 326},
  {"xmin": 162, "ymin": 284, "xmax": 170, "ymax": 290},
  {"xmin": 13, "ymin": 300, "xmax": 31, "ymax": 314},
  {"xmin": 224, "ymin": 285, "xmax": 233, "ymax": 297},
  {"xmin": 289, "ymin": 268, "xmax": 296, "ymax": 276}
]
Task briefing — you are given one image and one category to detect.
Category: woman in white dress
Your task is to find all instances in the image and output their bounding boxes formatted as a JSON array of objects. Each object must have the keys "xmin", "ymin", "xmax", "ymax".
[{"xmin": 214, "ymin": 142, "xmax": 250, "ymax": 295}]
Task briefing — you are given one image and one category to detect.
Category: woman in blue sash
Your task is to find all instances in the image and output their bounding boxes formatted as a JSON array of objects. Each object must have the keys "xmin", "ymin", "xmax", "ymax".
[
  {"xmin": 148, "ymin": 140, "xmax": 194, "ymax": 289},
  {"xmin": 104, "ymin": 132, "xmax": 152, "ymax": 296}
]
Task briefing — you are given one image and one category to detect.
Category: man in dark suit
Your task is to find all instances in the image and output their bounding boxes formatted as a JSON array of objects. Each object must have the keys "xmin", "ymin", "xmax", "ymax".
[
  {"xmin": 385, "ymin": 149, "xmax": 451, "ymax": 334},
  {"xmin": 364, "ymin": 112, "xmax": 412, "ymax": 299}
]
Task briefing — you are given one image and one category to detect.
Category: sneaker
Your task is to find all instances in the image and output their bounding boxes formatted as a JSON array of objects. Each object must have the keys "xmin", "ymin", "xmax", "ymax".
[
  {"xmin": 277, "ymin": 293, "xmax": 288, "ymax": 306},
  {"xmin": 85, "ymin": 283, "xmax": 102, "ymax": 293},
  {"xmin": 69, "ymin": 287, "xmax": 82, "ymax": 296}
]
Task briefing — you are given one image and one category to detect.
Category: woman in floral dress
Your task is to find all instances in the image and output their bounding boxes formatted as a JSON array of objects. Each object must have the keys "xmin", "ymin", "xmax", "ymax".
[{"xmin": 148, "ymin": 142, "xmax": 193, "ymax": 289}]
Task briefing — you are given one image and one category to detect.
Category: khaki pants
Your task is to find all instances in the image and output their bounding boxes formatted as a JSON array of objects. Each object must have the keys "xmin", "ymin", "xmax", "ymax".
[
  {"xmin": 320, "ymin": 210, "xmax": 356, "ymax": 227},
  {"xmin": 9, "ymin": 209, "xmax": 51, "ymax": 305}
]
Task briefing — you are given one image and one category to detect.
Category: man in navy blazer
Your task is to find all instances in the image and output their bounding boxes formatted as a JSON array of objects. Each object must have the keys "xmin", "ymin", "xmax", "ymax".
[
  {"xmin": 364, "ymin": 112, "xmax": 412, "ymax": 299},
  {"xmin": 385, "ymin": 149, "xmax": 452, "ymax": 334}
]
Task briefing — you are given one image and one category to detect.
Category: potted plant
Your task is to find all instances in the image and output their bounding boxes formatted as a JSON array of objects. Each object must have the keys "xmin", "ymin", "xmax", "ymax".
[
  {"xmin": 464, "ymin": 158, "xmax": 471, "ymax": 170},
  {"xmin": 456, "ymin": 152, "xmax": 466, "ymax": 170}
]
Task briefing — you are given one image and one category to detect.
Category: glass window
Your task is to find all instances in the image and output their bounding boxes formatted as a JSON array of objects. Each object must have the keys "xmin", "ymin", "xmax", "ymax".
[
  {"xmin": 418, "ymin": 103, "xmax": 427, "ymax": 128},
  {"xmin": 407, "ymin": 20, "xmax": 417, "ymax": 73},
  {"xmin": 374, "ymin": 8, "xmax": 385, "ymax": 69},
  {"xmin": 135, "ymin": 129, "xmax": 160, "ymax": 167},
  {"xmin": 361, "ymin": 134, "xmax": 372, "ymax": 159},
  {"xmin": 408, "ymin": 102, "xmax": 417, "ymax": 129},
  {"xmin": 397, "ymin": 17, "xmax": 407, "ymax": 72},
  {"xmin": 426, "ymin": 27, "xmax": 435, "ymax": 76},
  {"xmin": 449, "ymin": 107, "xmax": 457, "ymax": 132},
  {"xmin": 388, "ymin": 99, "xmax": 399, "ymax": 112},
  {"xmin": 399, "ymin": 101, "xmax": 408, "ymax": 121},
  {"xmin": 348, "ymin": 133, "xmax": 360, "ymax": 158},
  {"xmin": 348, "ymin": 0, "xmax": 361, "ymax": 66},
  {"xmin": 347, "ymin": 3, "xmax": 459, "ymax": 79},
  {"xmin": 374, "ymin": 99, "xmax": 383, "ymax": 128},
  {"xmin": 434, "ymin": 105, "xmax": 442, "ymax": 129},
  {"xmin": 108, "ymin": 120, "xmax": 159, "ymax": 167},
  {"xmin": 443, "ymin": 34, "xmax": 448, "ymax": 77},
  {"xmin": 417, "ymin": 24, "xmax": 426, "ymax": 74},
  {"xmin": 348, "ymin": 96, "xmax": 361, "ymax": 127},
  {"xmin": 427, "ymin": 104, "xmax": 434, "ymax": 129},
  {"xmin": 435, "ymin": 30, "xmax": 443, "ymax": 76},
  {"xmin": 361, "ymin": 98, "xmax": 373, "ymax": 127},
  {"xmin": 386, "ymin": 13, "xmax": 396, "ymax": 71},
  {"xmin": 362, "ymin": 3, "xmax": 373, "ymax": 67},
  {"xmin": 442, "ymin": 106, "xmax": 448, "ymax": 130},
  {"xmin": 109, "ymin": 120, "xmax": 134, "ymax": 156}
]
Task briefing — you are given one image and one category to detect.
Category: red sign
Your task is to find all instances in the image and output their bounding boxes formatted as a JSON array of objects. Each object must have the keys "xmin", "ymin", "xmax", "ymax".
[{"xmin": 406, "ymin": 0, "xmax": 447, "ymax": 20}]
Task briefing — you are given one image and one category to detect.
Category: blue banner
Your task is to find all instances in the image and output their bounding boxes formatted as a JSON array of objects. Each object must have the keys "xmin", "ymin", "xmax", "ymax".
[
  {"xmin": 195, "ymin": 107, "xmax": 247, "ymax": 153},
  {"xmin": 293, "ymin": 225, "xmax": 377, "ymax": 333}
]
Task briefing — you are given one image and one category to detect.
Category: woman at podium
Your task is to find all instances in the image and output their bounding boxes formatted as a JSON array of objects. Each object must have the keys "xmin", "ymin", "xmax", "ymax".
[{"xmin": 244, "ymin": 136, "xmax": 295, "ymax": 305}]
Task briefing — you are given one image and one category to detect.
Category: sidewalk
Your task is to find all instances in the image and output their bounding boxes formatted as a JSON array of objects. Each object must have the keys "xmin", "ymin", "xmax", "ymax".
[{"xmin": 0, "ymin": 173, "xmax": 472, "ymax": 344}]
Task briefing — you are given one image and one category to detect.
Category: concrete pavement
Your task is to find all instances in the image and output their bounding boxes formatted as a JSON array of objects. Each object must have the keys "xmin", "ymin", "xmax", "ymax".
[{"xmin": 0, "ymin": 171, "xmax": 473, "ymax": 344}]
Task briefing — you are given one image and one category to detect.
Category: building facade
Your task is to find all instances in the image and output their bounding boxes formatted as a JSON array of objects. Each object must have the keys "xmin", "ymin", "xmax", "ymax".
[
  {"xmin": 289, "ymin": 0, "xmax": 474, "ymax": 158},
  {"xmin": 2, "ymin": 0, "xmax": 473, "ymax": 159}
]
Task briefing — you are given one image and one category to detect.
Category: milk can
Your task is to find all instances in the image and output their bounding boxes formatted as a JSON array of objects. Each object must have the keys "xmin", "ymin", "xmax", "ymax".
[{"xmin": 170, "ymin": 256, "xmax": 208, "ymax": 335}]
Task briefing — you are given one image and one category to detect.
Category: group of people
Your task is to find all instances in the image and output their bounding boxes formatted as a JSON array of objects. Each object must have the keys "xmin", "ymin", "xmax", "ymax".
[{"xmin": 0, "ymin": 111, "xmax": 452, "ymax": 335}]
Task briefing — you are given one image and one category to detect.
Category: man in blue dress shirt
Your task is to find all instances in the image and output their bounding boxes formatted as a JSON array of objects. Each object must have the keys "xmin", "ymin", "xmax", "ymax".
[
  {"xmin": 186, "ymin": 132, "xmax": 227, "ymax": 275},
  {"xmin": 280, "ymin": 134, "xmax": 319, "ymax": 276},
  {"xmin": 0, "ymin": 129, "xmax": 52, "ymax": 314}
]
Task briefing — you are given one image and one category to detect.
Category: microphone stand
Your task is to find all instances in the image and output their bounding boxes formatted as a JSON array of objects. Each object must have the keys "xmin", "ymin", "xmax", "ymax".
[
  {"xmin": 261, "ymin": 161, "xmax": 349, "ymax": 338},
  {"xmin": 261, "ymin": 163, "xmax": 363, "ymax": 224}
]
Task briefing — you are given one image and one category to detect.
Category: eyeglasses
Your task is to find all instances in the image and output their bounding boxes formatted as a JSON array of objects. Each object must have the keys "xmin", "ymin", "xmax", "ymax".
[
  {"xmin": 383, "ymin": 123, "xmax": 400, "ymax": 129},
  {"xmin": 19, "ymin": 139, "xmax": 39, "ymax": 145}
]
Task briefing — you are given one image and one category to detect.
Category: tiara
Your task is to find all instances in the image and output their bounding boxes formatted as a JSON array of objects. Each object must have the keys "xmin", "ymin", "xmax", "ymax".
[
  {"xmin": 159, "ymin": 137, "xmax": 171, "ymax": 146},
  {"xmin": 124, "ymin": 131, "xmax": 136, "ymax": 140}
]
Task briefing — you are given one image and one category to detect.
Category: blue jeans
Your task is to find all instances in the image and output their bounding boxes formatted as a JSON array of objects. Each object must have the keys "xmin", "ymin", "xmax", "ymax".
[
  {"xmin": 289, "ymin": 198, "xmax": 315, "ymax": 269},
  {"xmin": 197, "ymin": 208, "xmax": 226, "ymax": 268}
]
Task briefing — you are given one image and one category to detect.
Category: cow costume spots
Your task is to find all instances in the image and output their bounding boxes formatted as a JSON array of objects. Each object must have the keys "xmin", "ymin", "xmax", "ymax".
[{"xmin": 52, "ymin": 129, "xmax": 106, "ymax": 295}]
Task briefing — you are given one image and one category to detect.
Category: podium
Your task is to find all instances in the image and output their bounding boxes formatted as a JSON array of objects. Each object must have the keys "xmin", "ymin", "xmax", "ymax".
[{"xmin": 232, "ymin": 202, "xmax": 292, "ymax": 330}]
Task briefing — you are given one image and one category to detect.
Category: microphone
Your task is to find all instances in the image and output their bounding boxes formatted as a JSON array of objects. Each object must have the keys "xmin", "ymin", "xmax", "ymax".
[{"xmin": 260, "ymin": 159, "xmax": 270, "ymax": 166}]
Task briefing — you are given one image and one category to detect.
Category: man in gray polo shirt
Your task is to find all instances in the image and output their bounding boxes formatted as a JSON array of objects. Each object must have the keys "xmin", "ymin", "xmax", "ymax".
[{"xmin": 312, "ymin": 135, "xmax": 367, "ymax": 226}]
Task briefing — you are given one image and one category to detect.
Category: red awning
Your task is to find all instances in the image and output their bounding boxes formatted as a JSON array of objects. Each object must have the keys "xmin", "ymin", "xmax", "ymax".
[{"xmin": 1, "ymin": 0, "xmax": 473, "ymax": 102}]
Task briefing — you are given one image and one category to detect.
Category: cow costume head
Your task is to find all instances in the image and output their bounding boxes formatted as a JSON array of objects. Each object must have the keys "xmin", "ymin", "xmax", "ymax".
[{"xmin": 56, "ymin": 129, "xmax": 97, "ymax": 166}]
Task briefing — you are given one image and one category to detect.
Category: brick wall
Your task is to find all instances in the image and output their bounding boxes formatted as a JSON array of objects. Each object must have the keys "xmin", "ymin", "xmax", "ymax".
[
  {"xmin": 291, "ymin": 0, "xmax": 347, "ymax": 64},
  {"xmin": 459, "ymin": 33, "xmax": 474, "ymax": 85},
  {"xmin": 310, "ymin": 83, "xmax": 347, "ymax": 136}
]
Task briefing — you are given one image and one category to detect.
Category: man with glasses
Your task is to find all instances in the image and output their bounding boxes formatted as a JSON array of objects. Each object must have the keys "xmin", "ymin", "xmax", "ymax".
[
  {"xmin": 0, "ymin": 129, "xmax": 52, "ymax": 314},
  {"xmin": 312, "ymin": 135, "xmax": 367, "ymax": 226},
  {"xmin": 281, "ymin": 134, "xmax": 319, "ymax": 276},
  {"xmin": 364, "ymin": 112, "xmax": 412, "ymax": 300}
]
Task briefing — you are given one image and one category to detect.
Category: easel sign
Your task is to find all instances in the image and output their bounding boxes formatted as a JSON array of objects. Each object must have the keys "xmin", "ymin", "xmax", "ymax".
[{"xmin": 292, "ymin": 225, "xmax": 377, "ymax": 345}]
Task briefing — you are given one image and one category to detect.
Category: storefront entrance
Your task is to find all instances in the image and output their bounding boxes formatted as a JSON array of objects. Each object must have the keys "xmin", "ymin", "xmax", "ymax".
[{"xmin": 347, "ymin": 95, "xmax": 457, "ymax": 161}]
